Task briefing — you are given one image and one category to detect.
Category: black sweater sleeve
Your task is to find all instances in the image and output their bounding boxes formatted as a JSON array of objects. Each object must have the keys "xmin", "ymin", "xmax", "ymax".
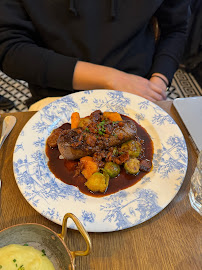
[
  {"xmin": 0, "ymin": 0, "xmax": 78, "ymax": 91},
  {"xmin": 149, "ymin": 0, "xmax": 191, "ymax": 83}
]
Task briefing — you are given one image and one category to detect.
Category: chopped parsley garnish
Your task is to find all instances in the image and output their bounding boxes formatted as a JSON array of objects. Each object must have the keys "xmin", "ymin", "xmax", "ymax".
[
  {"xmin": 41, "ymin": 249, "xmax": 46, "ymax": 256},
  {"xmin": 23, "ymin": 243, "xmax": 29, "ymax": 246},
  {"xmin": 85, "ymin": 127, "xmax": 89, "ymax": 132},
  {"xmin": 98, "ymin": 130, "xmax": 104, "ymax": 135},
  {"xmin": 0, "ymin": 265, "xmax": 2, "ymax": 269},
  {"xmin": 13, "ymin": 259, "xmax": 16, "ymax": 263},
  {"xmin": 98, "ymin": 120, "xmax": 106, "ymax": 126},
  {"xmin": 97, "ymin": 121, "xmax": 106, "ymax": 135},
  {"xmin": 18, "ymin": 265, "xmax": 25, "ymax": 270}
]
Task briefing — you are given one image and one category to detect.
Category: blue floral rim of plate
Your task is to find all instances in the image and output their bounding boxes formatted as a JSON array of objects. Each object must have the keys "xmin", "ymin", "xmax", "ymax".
[{"xmin": 13, "ymin": 90, "xmax": 188, "ymax": 232}]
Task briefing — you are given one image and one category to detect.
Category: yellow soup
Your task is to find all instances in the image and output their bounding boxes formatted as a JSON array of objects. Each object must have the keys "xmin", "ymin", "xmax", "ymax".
[{"xmin": 0, "ymin": 244, "xmax": 55, "ymax": 270}]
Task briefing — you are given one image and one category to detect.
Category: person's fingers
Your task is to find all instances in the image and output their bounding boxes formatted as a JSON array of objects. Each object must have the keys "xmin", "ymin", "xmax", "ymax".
[
  {"xmin": 149, "ymin": 90, "xmax": 164, "ymax": 101},
  {"xmin": 145, "ymin": 95, "xmax": 156, "ymax": 102},
  {"xmin": 149, "ymin": 81, "xmax": 167, "ymax": 99},
  {"xmin": 128, "ymin": 86, "xmax": 163, "ymax": 101},
  {"xmin": 149, "ymin": 81, "xmax": 164, "ymax": 93},
  {"xmin": 157, "ymin": 88, "xmax": 167, "ymax": 100},
  {"xmin": 148, "ymin": 84, "xmax": 166, "ymax": 100},
  {"xmin": 136, "ymin": 92, "xmax": 157, "ymax": 102}
]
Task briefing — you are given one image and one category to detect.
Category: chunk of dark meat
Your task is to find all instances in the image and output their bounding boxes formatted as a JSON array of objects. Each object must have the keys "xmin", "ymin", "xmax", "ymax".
[
  {"xmin": 46, "ymin": 128, "xmax": 64, "ymax": 148},
  {"xmin": 57, "ymin": 120, "xmax": 137, "ymax": 160},
  {"xmin": 139, "ymin": 159, "xmax": 152, "ymax": 172},
  {"xmin": 90, "ymin": 110, "xmax": 102, "ymax": 122}
]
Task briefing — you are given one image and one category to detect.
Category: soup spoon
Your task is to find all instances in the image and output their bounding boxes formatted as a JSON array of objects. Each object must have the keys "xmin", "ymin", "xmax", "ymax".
[{"xmin": 0, "ymin": 116, "xmax": 16, "ymax": 149}]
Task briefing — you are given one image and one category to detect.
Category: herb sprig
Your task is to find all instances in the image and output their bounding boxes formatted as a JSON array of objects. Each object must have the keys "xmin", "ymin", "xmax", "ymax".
[
  {"xmin": 97, "ymin": 120, "xmax": 106, "ymax": 135},
  {"xmin": 41, "ymin": 249, "xmax": 46, "ymax": 256}
]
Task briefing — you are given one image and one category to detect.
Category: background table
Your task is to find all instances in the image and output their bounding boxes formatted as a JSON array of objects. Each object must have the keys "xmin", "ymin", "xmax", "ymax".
[{"xmin": 0, "ymin": 101, "xmax": 201, "ymax": 270}]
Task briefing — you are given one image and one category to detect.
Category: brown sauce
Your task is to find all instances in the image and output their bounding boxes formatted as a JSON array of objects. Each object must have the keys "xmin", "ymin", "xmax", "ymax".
[{"xmin": 45, "ymin": 116, "xmax": 153, "ymax": 197}]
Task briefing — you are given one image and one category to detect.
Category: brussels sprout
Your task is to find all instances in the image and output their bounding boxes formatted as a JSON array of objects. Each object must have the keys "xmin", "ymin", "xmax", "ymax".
[
  {"xmin": 124, "ymin": 158, "xmax": 140, "ymax": 175},
  {"xmin": 104, "ymin": 162, "xmax": 120, "ymax": 178},
  {"xmin": 121, "ymin": 140, "xmax": 142, "ymax": 158},
  {"xmin": 85, "ymin": 171, "xmax": 109, "ymax": 193}
]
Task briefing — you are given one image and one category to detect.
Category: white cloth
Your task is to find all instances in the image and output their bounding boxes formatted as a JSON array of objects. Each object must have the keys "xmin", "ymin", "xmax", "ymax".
[{"xmin": 29, "ymin": 97, "xmax": 60, "ymax": 111}]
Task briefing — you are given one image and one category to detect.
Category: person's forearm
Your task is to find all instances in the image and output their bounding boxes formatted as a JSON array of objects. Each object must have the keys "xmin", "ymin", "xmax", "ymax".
[{"xmin": 72, "ymin": 61, "xmax": 117, "ymax": 90}]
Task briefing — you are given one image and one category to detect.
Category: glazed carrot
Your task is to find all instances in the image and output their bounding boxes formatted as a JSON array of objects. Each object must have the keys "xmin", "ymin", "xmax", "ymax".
[
  {"xmin": 80, "ymin": 156, "xmax": 98, "ymax": 179},
  {"xmin": 103, "ymin": 112, "xmax": 122, "ymax": 122},
  {"xmin": 80, "ymin": 156, "xmax": 93, "ymax": 164},
  {"xmin": 71, "ymin": 112, "xmax": 80, "ymax": 129}
]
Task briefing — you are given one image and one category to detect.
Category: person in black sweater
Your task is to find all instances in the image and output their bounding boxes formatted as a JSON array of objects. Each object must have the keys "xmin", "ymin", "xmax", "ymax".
[{"xmin": 0, "ymin": 0, "xmax": 190, "ymax": 105}]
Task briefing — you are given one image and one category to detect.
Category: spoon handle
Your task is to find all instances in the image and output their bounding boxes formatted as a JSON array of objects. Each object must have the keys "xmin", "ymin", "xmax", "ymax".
[
  {"xmin": 0, "ymin": 134, "xmax": 7, "ymax": 149},
  {"xmin": 0, "ymin": 116, "xmax": 16, "ymax": 149}
]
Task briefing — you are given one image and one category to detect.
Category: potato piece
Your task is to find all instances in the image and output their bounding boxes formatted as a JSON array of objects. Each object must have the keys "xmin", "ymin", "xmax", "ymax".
[
  {"xmin": 124, "ymin": 158, "xmax": 140, "ymax": 175},
  {"xmin": 103, "ymin": 112, "xmax": 122, "ymax": 122},
  {"xmin": 71, "ymin": 112, "xmax": 80, "ymax": 129},
  {"xmin": 80, "ymin": 156, "xmax": 98, "ymax": 179},
  {"xmin": 85, "ymin": 171, "xmax": 109, "ymax": 193},
  {"xmin": 78, "ymin": 116, "xmax": 91, "ymax": 129}
]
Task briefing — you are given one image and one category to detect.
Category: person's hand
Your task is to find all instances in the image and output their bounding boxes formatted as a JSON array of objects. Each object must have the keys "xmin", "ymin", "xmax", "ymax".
[
  {"xmin": 149, "ymin": 73, "xmax": 168, "ymax": 100},
  {"xmin": 107, "ymin": 70, "xmax": 167, "ymax": 101}
]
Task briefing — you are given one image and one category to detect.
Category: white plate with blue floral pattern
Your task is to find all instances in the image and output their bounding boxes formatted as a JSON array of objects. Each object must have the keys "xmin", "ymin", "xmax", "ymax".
[{"xmin": 13, "ymin": 90, "xmax": 188, "ymax": 232}]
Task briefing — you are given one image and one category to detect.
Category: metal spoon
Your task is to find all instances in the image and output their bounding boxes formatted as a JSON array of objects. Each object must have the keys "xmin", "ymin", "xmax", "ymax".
[{"xmin": 0, "ymin": 116, "xmax": 16, "ymax": 149}]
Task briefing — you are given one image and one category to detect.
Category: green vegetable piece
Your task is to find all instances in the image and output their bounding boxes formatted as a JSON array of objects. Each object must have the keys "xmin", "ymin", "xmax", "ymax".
[
  {"xmin": 98, "ymin": 130, "xmax": 104, "ymax": 135},
  {"xmin": 104, "ymin": 162, "xmax": 120, "ymax": 178},
  {"xmin": 18, "ymin": 265, "xmax": 25, "ymax": 270},
  {"xmin": 121, "ymin": 140, "xmax": 142, "ymax": 158},
  {"xmin": 41, "ymin": 249, "xmax": 46, "ymax": 256},
  {"xmin": 124, "ymin": 158, "xmax": 140, "ymax": 175}
]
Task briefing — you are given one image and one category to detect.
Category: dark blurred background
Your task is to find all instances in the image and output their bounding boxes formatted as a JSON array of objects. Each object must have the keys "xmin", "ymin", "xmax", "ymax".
[{"xmin": 181, "ymin": 0, "xmax": 202, "ymax": 87}]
